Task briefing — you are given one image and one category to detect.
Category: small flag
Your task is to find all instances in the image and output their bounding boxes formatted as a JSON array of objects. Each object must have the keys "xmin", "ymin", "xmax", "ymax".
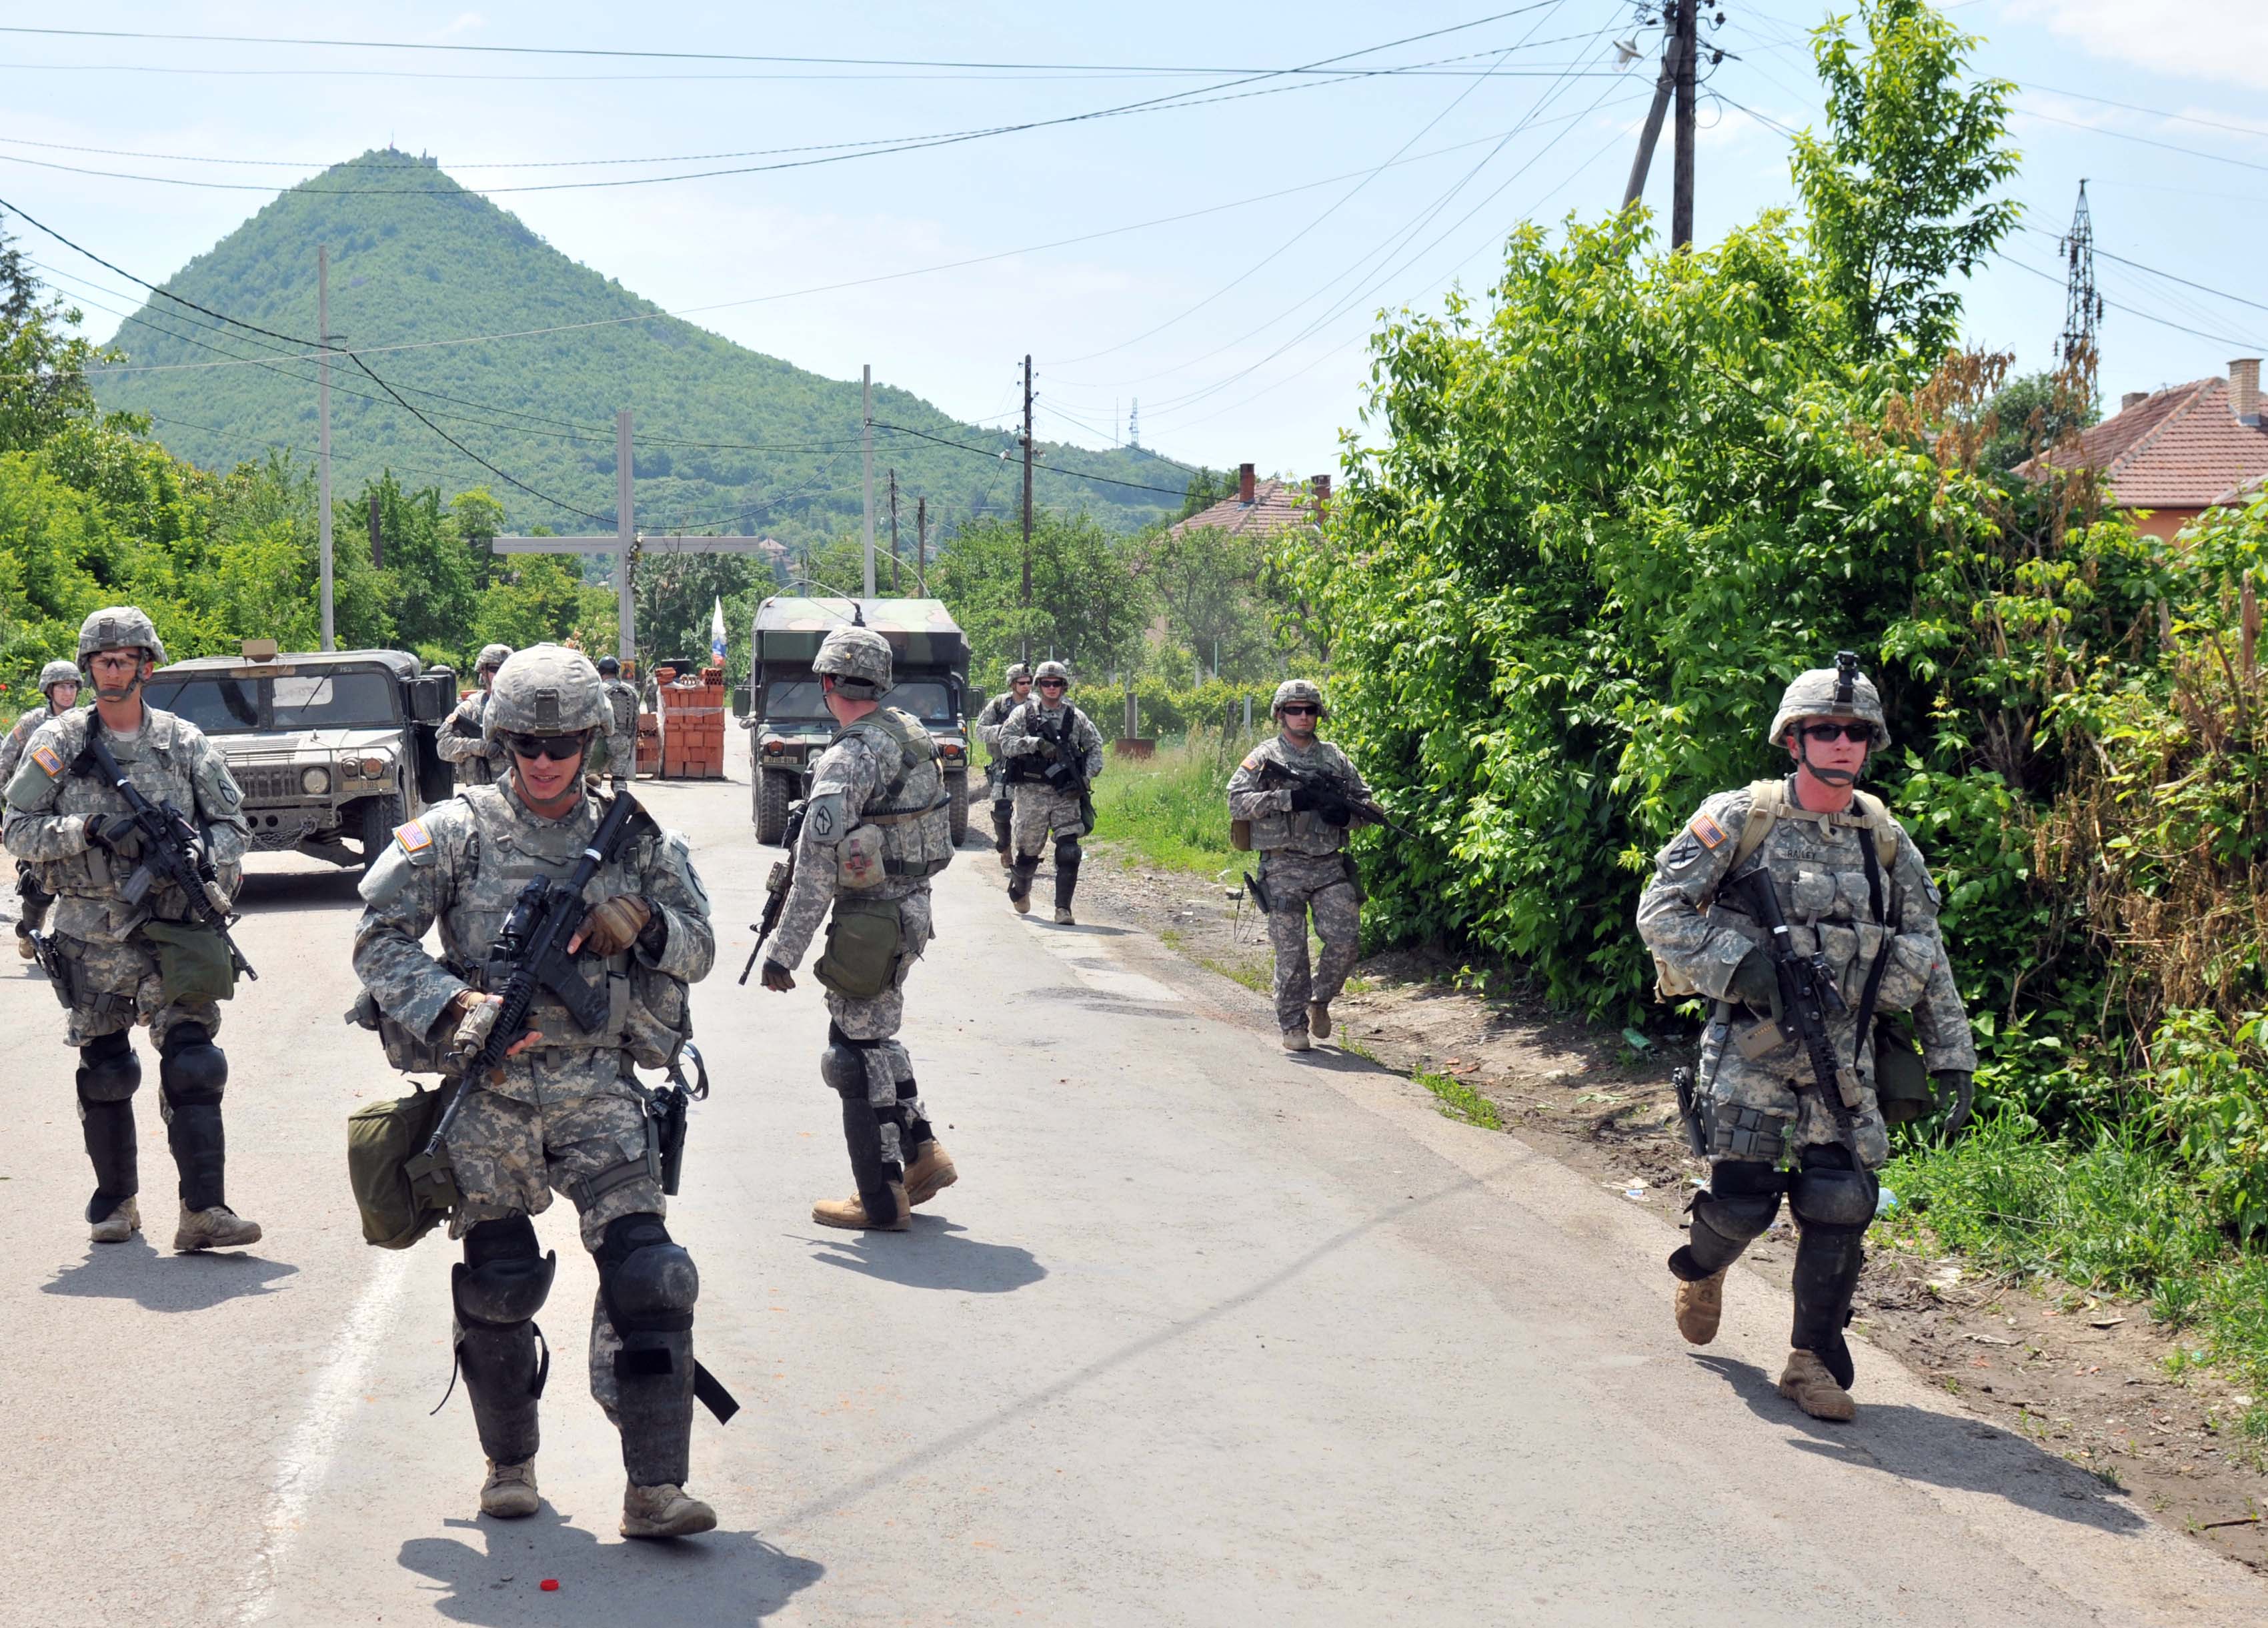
[{"xmin": 710, "ymin": 598, "xmax": 728, "ymax": 663}]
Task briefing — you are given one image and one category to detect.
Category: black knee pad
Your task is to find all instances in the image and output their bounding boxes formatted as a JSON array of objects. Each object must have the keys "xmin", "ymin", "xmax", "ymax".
[
  {"xmin": 158, "ymin": 1024, "xmax": 227, "ymax": 1106},
  {"xmin": 598, "ymin": 1214, "xmax": 700, "ymax": 1328},
  {"xmin": 77, "ymin": 1032, "xmax": 141, "ymax": 1104},
  {"xmin": 822, "ymin": 1024, "xmax": 871, "ymax": 1100},
  {"xmin": 453, "ymin": 1216, "xmax": 557, "ymax": 1327},
  {"xmin": 1669, "ymin": 1161, "xmax": 1783, "ymax": 1281},
  {"xmin": 1789, "ymin": 1154, "xmax": 1879, "ymax": 1234},
  {"xmin": 1054, "ymin": 836, "xmax": 1081, "ymax": 870}
]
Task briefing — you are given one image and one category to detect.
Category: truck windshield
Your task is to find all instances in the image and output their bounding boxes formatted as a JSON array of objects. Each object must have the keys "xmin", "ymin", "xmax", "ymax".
[
  {"xmin": 763, "ymin": 677, "xmax": 956, "ymax": 726},
  {"xmin": 882, "ymin": 680, "xmax": 956, "ymax": 726},
  {"xmin": 143, "ymin": 671, "xmax": 399, "ymax": 730}
]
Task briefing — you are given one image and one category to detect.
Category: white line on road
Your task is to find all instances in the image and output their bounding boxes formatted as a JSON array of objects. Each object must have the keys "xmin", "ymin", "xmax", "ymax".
[{"xmin": 235, "ymin": 1247, "xmax": 415, "ymax": 1627}]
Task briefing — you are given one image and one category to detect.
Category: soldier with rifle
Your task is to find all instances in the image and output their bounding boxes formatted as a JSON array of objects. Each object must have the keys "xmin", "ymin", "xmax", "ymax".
[
  {"xmin": 997, "ymin": 659, "xmax": 1103, "ymax": 924},
  {"xmin": 354, "ymin": 646, "xmax": 728, "ymax": 1536},
  {"xmin": 437, "ymin": 643, "xmax": 514, "ymax": 787},
  {"xmin": 975, "ymin": 662, "xmax": 1033, "ymax": 868},
  {"xmin": 1226, "ymin": 680, "xmax": 1393, "ymax": 1052},
  {"xmin": 5, "ymin": 659, "xmax": 83, "ymax": 960},
  {"xmin": 3, "ymin": 608, "xmax": 259, "ymax": 1251},
  {"xmin": 1637, "ymin": 655, "xmax": 1975, "ymax": 1422}
]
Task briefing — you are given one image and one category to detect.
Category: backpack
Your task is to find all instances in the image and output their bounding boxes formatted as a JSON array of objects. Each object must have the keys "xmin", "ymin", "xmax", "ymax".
[{"xmin": 345, "ymin": 1082, "xmax": 463, "ymax": 1249}]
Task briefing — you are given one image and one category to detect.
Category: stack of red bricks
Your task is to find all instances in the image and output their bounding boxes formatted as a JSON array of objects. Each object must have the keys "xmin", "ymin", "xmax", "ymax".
[{"xmin": 658, "ymin": 662, "xmax": 728, "ymax": 779}]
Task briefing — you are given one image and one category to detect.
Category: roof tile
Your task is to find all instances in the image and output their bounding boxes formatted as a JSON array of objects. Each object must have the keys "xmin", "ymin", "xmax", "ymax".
[{"xmin": 2029, "ymin": 377, "xmax": 2268, "ymax": 508}]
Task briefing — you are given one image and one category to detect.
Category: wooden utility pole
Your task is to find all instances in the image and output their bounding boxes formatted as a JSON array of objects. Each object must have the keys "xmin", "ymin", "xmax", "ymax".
[
  {"xmin": 317, "ymin": 243, "xmax": 334, "ymax": 650},
  {"xmin": 916, "ymin": 496, "xmax": 927, "ymax": 587},
  {"xmin": 1020, "ymin": 353, "xmax": 1034, "ymax": 661},
  {"xmin": 887, "ymin": 467, "xmax": 900, "ymax": 592},
  {"xmin": 1622, "ymin": 12, "xmax": 1683, "ymax": 209},
  {"xmin": 1672, "ymin": 0, "xmax": 1698, "ymax": 249},
  {"xmin": 367, "ymin": 491, "xmax": 382, "ymax": 569},
  {"xmin": 861, "ymin": 363, "xmax": 877, "ymax": 596}
]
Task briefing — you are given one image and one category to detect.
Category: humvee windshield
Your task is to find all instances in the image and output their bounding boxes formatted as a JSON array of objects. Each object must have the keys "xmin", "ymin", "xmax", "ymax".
[
  {"xmin": 763, "ymin": 678, "xmax": 955, "ymax": 727},
  {"xmin": 145, "ymin": 671, "xmax": 401, "ymax": 732}
]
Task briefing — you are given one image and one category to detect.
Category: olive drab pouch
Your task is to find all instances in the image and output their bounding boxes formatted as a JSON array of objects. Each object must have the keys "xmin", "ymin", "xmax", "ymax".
[
  {"xmin": 345, "ymin": 1080, "xmax": 461, "ymax": 1249},
  {"xmin": 1230, "ymin": 818, "xmax": 1254, "ymax": 852},
  {"xmin": 138, "ymin": 919, "xmax": 237, "ymax": 1004},
  {"xmin": 814, "ymin": 895, "xmax": 906, "ymax": 1000},
  {"xmin": 1872, "ymin": 1018, "xmax": 1933, "ymax": 1124},
  {"xmin": 345, "ymin": 987, "xmax": 457, "ymax": 1075}
]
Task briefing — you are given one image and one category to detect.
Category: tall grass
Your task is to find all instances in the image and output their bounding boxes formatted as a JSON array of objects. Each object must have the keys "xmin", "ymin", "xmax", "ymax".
[{"xmin": 1090, "ymin": 727, "xmax": 1261, "ymax": 875}]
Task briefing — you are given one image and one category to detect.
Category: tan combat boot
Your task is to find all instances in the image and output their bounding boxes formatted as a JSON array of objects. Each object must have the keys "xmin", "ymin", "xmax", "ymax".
[
  {"xmin": 89, "ymin": 1196, "xmax": 141, "ymax": 1245},
  {"xmin": 175, "ymin": 1204, "xmax": 262, "ymax": 1253},
  {"xmin": 15, "ymin": 929, "xmax": 33, "ymax": 962},
  {"xmin": 1012, "ymin": 890, "xmax": 1032, "ymax": 916},
  {"xmin": 480, "ymin": 1458, "xmax": 539, "ymax": 1519},
  {"xmin": 1281, "ymin": 1026, "xmax": 1312, "ymax": 1052},
  {"xmin": 812, "ymin": 1184, "xmax": 912, "ymax": 1231},
  {"xmin": 1307, "ymin": 1001, "xmax": 1332, "ymax": 1040},
  {"xmin": 1675, "ymin": 1268, "xmax": 1727, "ymax": 1345},
  {"xmin": 622, "ymin": 1481, "xmax": 716, "ymax": 1539},
  {"xmin": 903, "ymin": 1142, "xmax": 958, "ymax": 1207},
  {"xmin": 1778, "ymin": 1349, "xmax": 1857, "ymax": 1422},
  {"xmin": 1054, "ymin": 906, "xmax": 1076, "ymax": 925}
]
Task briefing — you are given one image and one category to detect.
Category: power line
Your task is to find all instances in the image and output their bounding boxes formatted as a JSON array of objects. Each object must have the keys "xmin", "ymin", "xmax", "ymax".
[
  {"xmin": 1997, "ymin": 251, "xmax": 2267, "ymax": 354},
  {"xmin": 2016, "ymin": 106, "xmax": 2268, "ymax": 179},
  {"xmin": 871, "ymin": 421, "xmax": 1192, "ymax": 496},
  {"xmin": 2018, "ymin": 221, "xmax": 2268, "ymax": 318}
]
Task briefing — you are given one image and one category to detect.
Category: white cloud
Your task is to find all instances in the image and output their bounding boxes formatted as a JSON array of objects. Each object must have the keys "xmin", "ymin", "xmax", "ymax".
[{"xmin": 2001, "ymin": 0, "xmax": 2268, "ymax": 93}]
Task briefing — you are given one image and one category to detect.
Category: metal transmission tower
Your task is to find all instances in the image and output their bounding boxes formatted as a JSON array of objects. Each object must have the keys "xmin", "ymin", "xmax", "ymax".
[{"xmin": 2057, "ymin": 179, "xmax": 2103, "ymax": 365}]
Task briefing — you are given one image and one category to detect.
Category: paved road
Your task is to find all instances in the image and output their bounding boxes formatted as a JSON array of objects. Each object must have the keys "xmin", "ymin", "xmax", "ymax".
[{"xmin": 3, "ymin": 732, "xmax": 2261, "ymax": 1627}]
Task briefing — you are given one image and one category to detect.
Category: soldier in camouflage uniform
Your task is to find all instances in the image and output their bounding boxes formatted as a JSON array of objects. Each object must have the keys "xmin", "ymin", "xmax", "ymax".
[
  {"xmin": 758, "ymin": 626, "xmax": 958, "ymax": 1231},
  {"xmin": 437, "ymin": 643, "xmax": 513, "ymax": 787},
  {"xmin": 1226, "ymin": 680, "xmax": 1372, "ymax": 1052},
  {"xmin": 975, "ymin": 662, "xmax": 1033, "ymax": 868},
  {"xmin": 6, "ymin": 660, "xmax": 82, "ymax": 958},
  {"xmin": 597, "ymin": 656, "xmax": 641, "ymax": 793},
  {"xmin": 997, "ymin": 660, "xmax": 1104, "ymax": 924},
  {"xmin": 354, "ymin": 644, "xmax": 724, "ymax": 1538},
  {"xmin": 1637, "ymin": 655, "xmax": 1975, "ymax": 1423},
  {"xmin": 3, "ymin": 609, "xmax": 260, "ymax": 1251}
]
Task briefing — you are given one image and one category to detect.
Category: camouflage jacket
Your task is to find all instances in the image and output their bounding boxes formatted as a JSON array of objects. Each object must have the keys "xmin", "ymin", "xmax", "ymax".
[
  {"xmin": 768, "ymin": 715, "xmax": 945, "ymax": 972},
  {"xmin": 0, "ymin": 701, "xmax": 63, "ymax": 786},
  {"xmin": 1636, "ymin": 777, "xmax": 1977, "ymax": 1082},
  {"xmin": 437, "ymin": 690, "xmax": 510, "ymax": 785},
  {"xmin": 353, "ymin": 782, "xmax": 714, "ymax": 1104},
  {"xmin": 998, "ymin": 698, "xmax": 1104, "ymax": 782},
  {"xmin": 602, "ymin": 680, "xmax": 640, "ymax": 766},
  {"xmin": 1226, "ymin": 733, "xmax": 1371, "ymax": 858},
  {"xmin": 975, "ymin": 691, "xmax": 1020, "ymax": 760},
  {"xmin": 2, "ymin": 706, "xmax": 250, "ymax": 943}
]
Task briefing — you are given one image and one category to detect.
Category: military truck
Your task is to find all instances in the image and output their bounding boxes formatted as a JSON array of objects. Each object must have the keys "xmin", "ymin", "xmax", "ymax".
[
  {"xmin": 743, "ymin": 597, "xmax": 972, "ymax": 846},
  {"xmin": 143, "ymin": 642, "xmax": 459, "ymax": 875}
]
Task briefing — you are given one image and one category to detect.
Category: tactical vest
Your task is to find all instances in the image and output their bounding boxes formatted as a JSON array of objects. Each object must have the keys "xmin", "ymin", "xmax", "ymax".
[
  {"xmin": 11, "ymin": 709, "xmax": 201, "ymax": 908},
  {"xmin": 836, "ymin": 707, "xmax": 955, "ymax": 880},
  {"xmin": 447, "ymin": 786, "xmax": 692, "ymax": 1069},
  {"xmin": 1002, "ymin": 701, "xmax": 1089, "ymax": 785}
]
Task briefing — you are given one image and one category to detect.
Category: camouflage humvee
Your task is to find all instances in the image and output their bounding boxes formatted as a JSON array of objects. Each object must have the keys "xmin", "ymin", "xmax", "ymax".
[
  {"xmin": 144, "ymin": 642, "xmax": 459, "ymax": 874},
  {"xmin": 742, "ymin": 597, "xmax": 972, "ymax": 846}
]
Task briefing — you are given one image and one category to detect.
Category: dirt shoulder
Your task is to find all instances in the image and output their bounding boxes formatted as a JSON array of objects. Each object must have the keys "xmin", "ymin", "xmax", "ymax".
[{"xmin": 1078, "ymin": 840, "xmax": 2268, "ymax": 1576}]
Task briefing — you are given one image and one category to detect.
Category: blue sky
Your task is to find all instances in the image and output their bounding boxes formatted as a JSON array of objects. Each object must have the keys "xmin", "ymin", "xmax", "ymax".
[{"xmin": 0, "ymin": 2, "xmax": 2260, "ymax": 482}]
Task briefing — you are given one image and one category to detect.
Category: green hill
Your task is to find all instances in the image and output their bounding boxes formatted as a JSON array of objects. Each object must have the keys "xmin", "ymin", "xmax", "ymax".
[{"xmin": 90, "ymin": 149, "xmax": 1190, "ymax": 547}]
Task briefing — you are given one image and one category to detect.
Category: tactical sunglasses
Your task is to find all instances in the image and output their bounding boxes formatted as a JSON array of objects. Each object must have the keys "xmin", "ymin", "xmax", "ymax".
[
  {"xmin": 1036, "ymin": 678, "xmax": 1068, "ymax": 690},
  {"xmin": 1280, "ymin": 704, "xmax": 1320, "ymax": 716},
  {"xmin": 502, "ymin": 732, "xmax": 588, "ymax": 761},
  {"xmin": 1799, "ymin": 722, "xmax": 1873, "ymax": 744}
]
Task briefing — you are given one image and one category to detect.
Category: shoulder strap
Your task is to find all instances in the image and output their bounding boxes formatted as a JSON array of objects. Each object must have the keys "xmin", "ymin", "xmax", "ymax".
[
  {"xmin": 1727, "ymin": 779, "xmax": 1784, "ymax": 875},
  {"xmin": 1850, "ymin": 788, "xmax": 1901, "ymax": 869}
]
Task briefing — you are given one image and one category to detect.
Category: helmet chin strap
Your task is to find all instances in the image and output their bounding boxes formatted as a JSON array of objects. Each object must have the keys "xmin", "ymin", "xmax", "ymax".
[{"xmin": 1794, "ymin": 732, "xmax": 1863, "ymax": 787}]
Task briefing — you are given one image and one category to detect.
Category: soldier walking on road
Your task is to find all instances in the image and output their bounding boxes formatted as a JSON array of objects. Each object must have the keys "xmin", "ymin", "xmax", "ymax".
[
  {"xmin": 1637, "ymin": 655, "xmax": 1975, "ymax": 1423},
  {"xmin": 757, "ymin": 626, "xmax": 959, "ymax": 1232},
  {"xmin": 354, "ymin": 646, "xmax": 724, "ymax": 1537},
  {"xmin": 2, "ymin": 609, "xmax": 260, "ymax": 1251},
  {"xmin": 1226, "ymin": 680, "xmax": 1372, "ymax": 1053},
  {"xmin": 597, "ymin": 655, "xmax": 640, "ymax": 792},
  {"xmin": 437, "ymin": 644, "xmax": 513, "ymax": 786},
  {"xmin": 975, "ymin": 662, "xmax": 1033, "ymax": 869},
  {"xmin": 998, "ymin": 660, "xmax": 1103, "ymax": 924},
  {"xmin": 5, "ymin": 659, "xmax": 82, "ymax": 958}
]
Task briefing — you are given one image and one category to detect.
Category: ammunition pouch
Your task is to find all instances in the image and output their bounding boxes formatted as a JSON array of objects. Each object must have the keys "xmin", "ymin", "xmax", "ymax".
[
  {"xmin": 815, "ymin": 895, "xmax": 906, "ymax": 1000},
  {"xmin": 345, "ymin": 987, "xmax": 457, "ymax": 1075},
  {"xmin": 139, "ymin": 919, "xmax": 237, "ymax": 1004},
  {"xmin": 1871, "ymin": 1018, "xmax": 1933, "ymax": 1124}
]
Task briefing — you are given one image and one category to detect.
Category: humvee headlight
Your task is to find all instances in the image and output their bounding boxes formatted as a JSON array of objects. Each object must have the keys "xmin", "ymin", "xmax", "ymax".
[
  {"xmin": 360, "ymin": 755, "xmax": 387, "ymax": 778},
  {"xmin": 301, "ymin": 766, "xmax": 331, "ymax": 795}
]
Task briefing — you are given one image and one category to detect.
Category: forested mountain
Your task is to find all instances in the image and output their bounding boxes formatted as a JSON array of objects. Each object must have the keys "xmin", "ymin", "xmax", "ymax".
[{"xmin": 90, "ymin": 151, "xmax": 1188, "ymax": 546}]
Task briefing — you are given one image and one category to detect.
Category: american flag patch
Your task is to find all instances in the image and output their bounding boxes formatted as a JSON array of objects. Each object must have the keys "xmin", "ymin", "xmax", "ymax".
[
  {"xmin": 1689, "ymin": 812, "xmax": 1731, "ymax": 849},
  {"xmin": 394, "ymin": 819, "xmax": 433, "ymax": 854},
  {"xmin": 29, "ymin": 743, "xmax": 62, "ymax": 777}
]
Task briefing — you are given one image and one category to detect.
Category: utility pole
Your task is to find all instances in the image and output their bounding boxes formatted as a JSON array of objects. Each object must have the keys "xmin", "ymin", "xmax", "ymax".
[
  {"xmin": 2058, "ymin": 179, "xmax": 2103, "ymax": 367},
  {"xmin": 1020, "ymin": 353, "xmax": 1034, "ymax": 662},
  {"xmin": 861, "ymin": 363, "xmax": 876, "ymax": 598},
  {"xmin": 887, "ymin": 467, "xmax": 900, "ymax": 592},
  {"xmin": 1672, "ymin": 0, "xmax": 1698, "ymax": 249},
  {"xmin": 1622, "ymin": 11, "xmax": 1683, "ymax": 209},
  {"xmin": 916, "ymin": 495, "xmax": 927, "ymax": 588},
  {"xmin": 317, "ymin": 244, "xmax": 334, "ymax": 650},
  {"xmin": 367, "ymin": 490, "xmax": 381, "ymax": 569}
]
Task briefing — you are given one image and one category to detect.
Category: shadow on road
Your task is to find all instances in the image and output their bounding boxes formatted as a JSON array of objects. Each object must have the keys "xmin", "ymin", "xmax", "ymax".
[
  {"xmin": 1032, "ymin": 920, "xmax": 1137, "ymax": 938},
  {"xmin": 804, "ymin": 1218, "xmax": 1046, "ymax": 1294},
  {"xmin": 43, "ymin": 1237, "xmax": 299, "ymax": 1309},
  {"xmin": 1690, "ymin": 1353, "xmax": 2148, "ymax": 1535},
  {"xmin": 236, "ymin": 866, "xmax": 364, "ymax": 911},
  {"xmin": 1289, "ymin": 1046, "xmax": 1397, "ymax": 1075},
  {"xmin": 398, "ymin": 1507, "xmax": 822, "ymax": 1625}
]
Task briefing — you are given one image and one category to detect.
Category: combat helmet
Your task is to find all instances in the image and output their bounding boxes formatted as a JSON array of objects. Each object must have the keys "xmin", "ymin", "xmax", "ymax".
[
  {"xmin": 476, "ymin": 642, "xmax": 513, "ymax": 677},
  {"xmin": 38, "ymin": 659, "xmax": 81, "ymax": 702},
  {"xmin": 1272, "ymin": 678, "xmax": 1327, "ymax": 720},
  {"xmin": 1004, "ymin": 662, "xmax": 1033, "ymax": 686},
  {"xmin": 814, "ymin": 626, "xmax": 894, "ymax": 697},
  {"xmin": 1767, "ymin": 652, "xmax": 1889, "ymax": 750},
  {"xmin": 1032, "ymin": 660, "xmax": 1070, "ymax": 686},
  {"xmin": 485, "ymin": 645, "xmax": 610, "ymax": 741},
  {"xmin": 76, "ymin": 606, "xmax": 167, "ymax": 670},
  {"xmin": 597, "ymin": 655, "xmax": 621, "ymax": 678}
]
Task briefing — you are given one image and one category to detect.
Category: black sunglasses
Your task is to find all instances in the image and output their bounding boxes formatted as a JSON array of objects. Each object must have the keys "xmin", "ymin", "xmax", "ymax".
[
  {"xmin": 1799, "ymin": 722, "xmax": 1873, "ymax": 744},
  {"xmin": 503, "ymin": 732, "xmax": 588, "ymax": 761},
  {"xmin": 1037, "ymin": 679, "xmax": 1067, "ymax": 690},
  {"xmin": 1280, "ymin": 704, "xmax": 1320, "ymax": 717}
]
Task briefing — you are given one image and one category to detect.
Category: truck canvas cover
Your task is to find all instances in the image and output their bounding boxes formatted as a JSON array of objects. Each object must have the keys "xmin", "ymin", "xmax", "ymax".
[{"xmin": 752, "ymin": 598, "xmax": 967, "ymax": 672}]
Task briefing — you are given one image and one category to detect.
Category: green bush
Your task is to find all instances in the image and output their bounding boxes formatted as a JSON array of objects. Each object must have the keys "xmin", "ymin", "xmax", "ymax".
[{"xmin": 1088, "ymin": 727, "xmax": 1259, "ymax": 875}]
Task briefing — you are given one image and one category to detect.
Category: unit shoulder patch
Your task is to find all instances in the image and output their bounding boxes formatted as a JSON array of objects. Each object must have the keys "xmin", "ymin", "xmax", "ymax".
[{"xmin": 1688, "ymin": 811, "xmax": 1731, "ymax": 850}]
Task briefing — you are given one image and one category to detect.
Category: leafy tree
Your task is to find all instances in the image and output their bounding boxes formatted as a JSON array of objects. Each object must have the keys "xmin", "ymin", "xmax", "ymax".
[
  {"xmin": 1975, "ymin": 367, "xmax": 2095, "ymax": 476},
  {"xmin": 1140, "ymin": 523, "xmax": 1278, "ymax": 681},
  {"xmin": 1791, "ymin": 0, "xmax": 2020, "ymax": 361},
  {"xmin": 0, "ymin": 216, "xmax": 124, "ymax": 454},
  {"xmin": 928, "ymin": 513, "xmax": 1151, "ymax": 682}
]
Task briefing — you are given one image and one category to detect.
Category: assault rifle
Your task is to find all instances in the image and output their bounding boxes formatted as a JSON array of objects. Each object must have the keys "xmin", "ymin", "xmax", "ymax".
[
  {"xmin": 1032, "ymin": 710, "xmax": 1097, "ymax": 831},
  {"xmin": 1254, "ymin": 757, "xmax": 1412, "ymax": 840},
  {"xmin": 738, "ymin": 798, "xmax": 808, "ymax": 984},
  {"xmin": 420, "ymin": 790, "xmax": 644, "ymax": 1158},
  {"xmin": 79, "ymin": 730, "xmax": 257, "ymax": 982},
  {"xmin": 1723, "ymin": 866, "xmax": 1864, "ymax": 1155}
]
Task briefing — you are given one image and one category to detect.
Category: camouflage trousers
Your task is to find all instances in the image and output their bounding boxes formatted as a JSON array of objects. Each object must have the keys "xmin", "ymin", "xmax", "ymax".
[
  {"xmin": 52, "ymin": 931, "xmax": 220, "ymax": 1049},
  {"xmin": 826, "ymin": 889, "xmax": 933, "ymax": 1172},
  {"xmin": 1262, "ymin": 851, "xmax": 1361, "ymax": 1035},
  {"xmin": 1696, "ymin": 1005, "xmax": 1893, "ymax": 1168},
  {"xmin": 443, "ymin": 1085, "xmax": 663, "ymax": 1421},
  {"xmin": 1010, "ymin": 783, "xmax": 1088, "ymax": 853}
]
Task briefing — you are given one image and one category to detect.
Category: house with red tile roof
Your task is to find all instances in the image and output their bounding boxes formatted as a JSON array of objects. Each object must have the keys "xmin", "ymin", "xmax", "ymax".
[
  {"xmin": 2023, "ymin": 359, "xmax": 2268, "ymax": 540},
  {"xmin": 1168, "ymin": 463, "xmax": 1332, "ymax": 540}
]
